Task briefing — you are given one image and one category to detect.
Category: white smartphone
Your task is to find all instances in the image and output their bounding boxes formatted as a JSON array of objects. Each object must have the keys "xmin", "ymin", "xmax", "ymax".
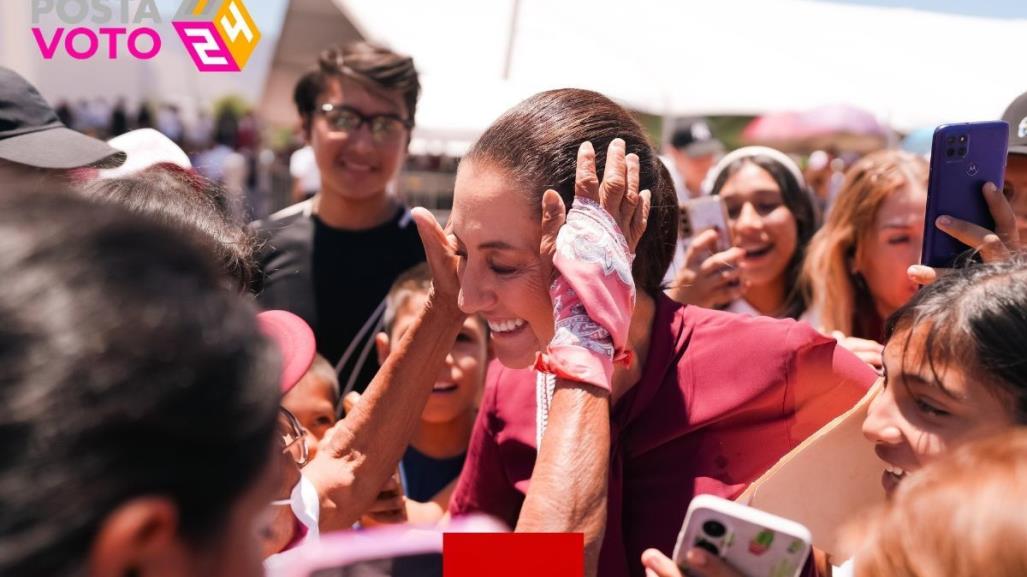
[
  {"xmin": 680, "ymin": 196, "xmax": 731, "ymax": 252},
  {"xmin": 672, "ymin": 495, "xmax": 812, "ymax": 577}
]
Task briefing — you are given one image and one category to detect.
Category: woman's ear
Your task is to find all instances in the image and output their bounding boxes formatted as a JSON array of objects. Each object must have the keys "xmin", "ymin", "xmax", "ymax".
[
  {"xmin": 88, "ymin": 497, "xmax": 183, "ymax": 577},
  {"xmin": 374, "ymin": 331, "xmax": 391, "ymax": 365}
]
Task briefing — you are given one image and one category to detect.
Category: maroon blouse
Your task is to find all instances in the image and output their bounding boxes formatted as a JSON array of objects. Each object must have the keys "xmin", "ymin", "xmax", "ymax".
[{"xmin": 450, "ymin": 296, "xmax": 875, "ymax": 577}]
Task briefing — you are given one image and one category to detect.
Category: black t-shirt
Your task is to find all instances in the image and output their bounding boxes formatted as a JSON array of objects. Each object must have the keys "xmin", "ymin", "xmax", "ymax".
[
  {"xmin": 401, "ymin": 445, "xmax": 467, "ymax": 503},
  {"xmin": 253, "ymin": 201, "xmax": 425, "ymax": 394}
]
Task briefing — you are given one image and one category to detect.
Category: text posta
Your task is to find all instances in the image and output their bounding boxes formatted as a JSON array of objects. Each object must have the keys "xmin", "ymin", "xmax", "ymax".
[{"xmin": 32, "ymin": 0, "xmax": 162, "ymax": 60}]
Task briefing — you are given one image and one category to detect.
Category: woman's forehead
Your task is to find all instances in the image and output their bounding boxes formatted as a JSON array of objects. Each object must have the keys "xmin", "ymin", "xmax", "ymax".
[
  {"xmin": 885, "ymin": 324, "xmax": 969, "ymax": 396},
  {"xmin": 451, "ymin": 162, "xmax": 537, "ymax": 237},
  {"xmin": 877, "ymin": 182, "xmax": 926, "ymax": 216},
  {"xmin": 721, "ymin": 162, "xmax": 780, "ymax": 196}
]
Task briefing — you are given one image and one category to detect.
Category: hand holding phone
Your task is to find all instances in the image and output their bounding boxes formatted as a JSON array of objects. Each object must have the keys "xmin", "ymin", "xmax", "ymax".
[
  {"xmin": 669, "ymin": 196, "xmax": 744, "ymax": 308},
  {"xmin": 643, "ymin": 546, "xmax": 748, "ymax": 577},
  {"xmin": 921, "ymin": 122, "xmax": 1009, "ymax": 268},
  {"xmin": 667, "ymin": 231, "xmax": 745, "ymax": 309},
  {"xmin": 681, "ymin": 196, "xmax": 732, "ymax": 254},
  {"xmin": 910, "ymin": 180, "xmax": 1022, "ymax": 285},
  {"xmin": 672, "ymin": 495, "xmax": 812, "ymax": 577}
]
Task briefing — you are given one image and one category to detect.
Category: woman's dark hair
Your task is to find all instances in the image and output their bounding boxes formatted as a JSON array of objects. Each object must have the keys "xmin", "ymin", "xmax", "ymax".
[
  {"xmin": 0, "ymin": 188, "xmax": 279, "ymax": 575},
  {"xmin": 463, "ymin": 89, "xmax": 679, "ymax": 296},
  {"xmin": 82, "ymin": 166, "xmax": 258, "ymax": 293},
  {"xmin": 710, "ymin": 155, "xmax": 819, "ymax": 319},
  {"xmin": 293, "ymin": 41, "xmax": 421, "ymax": 135},
  {"xmin": 885, "ymin": 257, "xmax": 1027, "ymax": 422}
]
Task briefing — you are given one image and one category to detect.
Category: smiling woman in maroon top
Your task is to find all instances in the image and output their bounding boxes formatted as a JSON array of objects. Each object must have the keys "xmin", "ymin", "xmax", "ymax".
[{"xmin": 444, "ymin": 89, "xmax": 876, "ymax": 577}]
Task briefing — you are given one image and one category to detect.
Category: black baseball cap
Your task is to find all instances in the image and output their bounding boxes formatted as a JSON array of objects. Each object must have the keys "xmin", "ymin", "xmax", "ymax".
[
  {"xmin": 670, "ymin": 119, "xmax": 725, "ymax": 157},
  {"xmin": 1000, "ymin": 90, "xmax": 1027, "ymax": 156},
  {"xmin": 0, "ymin": 67, "xmax": 125, "ymax": 169}
]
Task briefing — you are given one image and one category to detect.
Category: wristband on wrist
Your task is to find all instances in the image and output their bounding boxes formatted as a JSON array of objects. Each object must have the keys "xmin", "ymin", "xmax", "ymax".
[{"xmin": 535, "ymin": 197, "xmax": 636, "ymax": 392}]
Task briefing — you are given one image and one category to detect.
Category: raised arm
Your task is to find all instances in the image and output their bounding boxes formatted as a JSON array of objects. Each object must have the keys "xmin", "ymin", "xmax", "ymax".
[
  {"xmin": 517, "ymin": 139, "xmax": 651, "ymax": 576},
  {"xmin": 304, "ymin": 209, "xmax": 465, "ymax": 531}
]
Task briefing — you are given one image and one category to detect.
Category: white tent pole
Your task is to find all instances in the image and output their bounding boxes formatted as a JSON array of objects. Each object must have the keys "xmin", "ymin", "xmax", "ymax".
[{"xmin": 502, "ymin": 0, "xmax": 521, "ymax": 80}]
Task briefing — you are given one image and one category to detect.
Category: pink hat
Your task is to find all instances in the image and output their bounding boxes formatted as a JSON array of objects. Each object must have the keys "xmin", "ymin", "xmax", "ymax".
[{"xmin": 257, "ymin": 310, "xmax": 316, "ymax": 394}]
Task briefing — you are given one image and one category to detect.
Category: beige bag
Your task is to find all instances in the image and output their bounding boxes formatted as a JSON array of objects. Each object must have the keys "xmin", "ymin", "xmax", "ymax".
[{"xmin": 737, "ymin": 381, "xmax": 885, "ymax": 562}]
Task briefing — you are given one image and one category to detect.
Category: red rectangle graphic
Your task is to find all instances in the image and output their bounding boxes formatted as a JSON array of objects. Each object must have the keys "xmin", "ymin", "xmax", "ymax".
[{"xmin": 444, "ymin": 532, "xmax": 584, "ymax": 577}]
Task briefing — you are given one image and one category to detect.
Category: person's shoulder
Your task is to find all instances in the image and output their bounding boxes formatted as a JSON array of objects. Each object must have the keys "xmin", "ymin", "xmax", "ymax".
[
  {"xmin": 677, "ymin": 301, "xmax": 830, "ymax": 356},
  {"xmin": 249, "ymin": 201, "xmax": 315, "ymax": 270},
  {"xmin": 251, "ymin": 199, "xmax": 313, "ymax": 235},
  {"xmin": 385, "ymin": 205, "xmax": 427, "ymax": 255}
]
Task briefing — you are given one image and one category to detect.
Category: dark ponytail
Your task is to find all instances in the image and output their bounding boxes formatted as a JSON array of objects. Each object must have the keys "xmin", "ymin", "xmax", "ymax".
[{"xmin": 465, "ymin": 88, "xmax": 679, "ymax": 295}]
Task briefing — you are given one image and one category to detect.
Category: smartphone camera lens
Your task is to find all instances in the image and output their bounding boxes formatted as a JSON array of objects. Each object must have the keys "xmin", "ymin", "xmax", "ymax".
[
  {"xmin": 946, "ymin": 136, "xmax": 956, "ymax": 145},
  {"xmin": 702, "ymin": 520, "xmax": 727, "ymax": 538},
  {"xmin": 694, "ymin": 540, "xmax": 720, "ymax": 556},
  {"xmin": 946, "ymin": 148, "xmax": 955, "ymax": 158},
  {"xmin": 958, "ymin": 146, "xmax": 967, "ymax": 156}
]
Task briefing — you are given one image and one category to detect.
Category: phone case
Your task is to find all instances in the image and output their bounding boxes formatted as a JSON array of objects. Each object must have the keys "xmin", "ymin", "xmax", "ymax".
[
  {"xmin": 922, "ymin": 121, "xmax": 1008, "ymax": 268},
  {"xmin": 681, "ymin": 196, "xmax": 732, "ymax": 252},
  {"xmin": 673, "ymin": 495, "xmax": 812, "ymax": 577}
]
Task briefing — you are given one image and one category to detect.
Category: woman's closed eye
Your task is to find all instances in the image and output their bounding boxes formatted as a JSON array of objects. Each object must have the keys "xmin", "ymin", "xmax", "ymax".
[
  {"xmin": 913, "ymin": 395, "xmax": 951, "ymax": 418},
  {"xmin": 489, "ymin": 261, "xmax": 519, "ymax": 275},
  {"xmin": 887, "ymin": 235, "xmax": 912, "ymax": 245}
]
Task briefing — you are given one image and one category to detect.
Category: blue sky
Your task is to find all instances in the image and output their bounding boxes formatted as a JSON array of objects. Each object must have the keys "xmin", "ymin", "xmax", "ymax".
[{"xmin": 813, "ymin": 0, "xmax": 1027, "ymax": 18}]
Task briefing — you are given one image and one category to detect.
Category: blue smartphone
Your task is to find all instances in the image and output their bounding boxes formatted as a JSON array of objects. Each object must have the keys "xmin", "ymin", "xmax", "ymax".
[{"xmin": 921, "ymin": 121, "xmax": 1008, "ymax": 268}]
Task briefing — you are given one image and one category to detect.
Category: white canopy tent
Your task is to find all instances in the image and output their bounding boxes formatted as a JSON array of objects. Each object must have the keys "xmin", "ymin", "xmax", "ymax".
[{"xmin": 332, "ymin": 0, "xmax": 1026, "ymax": 139}]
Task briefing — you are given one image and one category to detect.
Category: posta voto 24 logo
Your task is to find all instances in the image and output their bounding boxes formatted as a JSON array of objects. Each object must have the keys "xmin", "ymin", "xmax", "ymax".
[{"xmin": 31, "ymin": 0, "xmax": 261, "ymax": 72}]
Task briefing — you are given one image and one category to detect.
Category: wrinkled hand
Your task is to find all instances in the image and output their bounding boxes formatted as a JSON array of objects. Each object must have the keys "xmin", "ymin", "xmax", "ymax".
[
  {"xmin": 411, "ymin": 208, "xmax": 462, "ymax": 309},
  {"xmin": 359, "ymin": 472, "xmax": 407, "ymax": 527},
  {"xmin": 539, "ymin": 139, "xmax": 653, "ymax": 284},
  {"xmin": 642, "ymin": 548, "xmax": 747, "ymax": 577},
  {"xmin": 908, "ymin": 181, "xmax": 1022, "ymax": 285},
  {"xmin": 668, "ymin": 229, "xmax": 745, "ymax": 308},
  {"xmin": 832, "ymin": 331, "xmax": 884, "ymax": 372}
]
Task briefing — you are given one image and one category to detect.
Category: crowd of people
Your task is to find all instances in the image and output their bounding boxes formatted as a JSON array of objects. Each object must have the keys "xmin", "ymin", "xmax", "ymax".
[{"xmin": 0, "ymin": 35, "xmax": 1026, "ymax": 577}]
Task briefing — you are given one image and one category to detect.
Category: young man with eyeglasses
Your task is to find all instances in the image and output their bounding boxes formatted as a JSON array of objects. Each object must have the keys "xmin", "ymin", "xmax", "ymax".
[{"xmin": 253, "ymin": 42, "xmax": 425, "ymax": 396}]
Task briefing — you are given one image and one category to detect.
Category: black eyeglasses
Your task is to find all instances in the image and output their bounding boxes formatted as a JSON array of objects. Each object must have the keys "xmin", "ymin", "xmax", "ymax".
[{"xmin": 317, "ymin": 103, "xmax": 412, "ymax": 143}]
